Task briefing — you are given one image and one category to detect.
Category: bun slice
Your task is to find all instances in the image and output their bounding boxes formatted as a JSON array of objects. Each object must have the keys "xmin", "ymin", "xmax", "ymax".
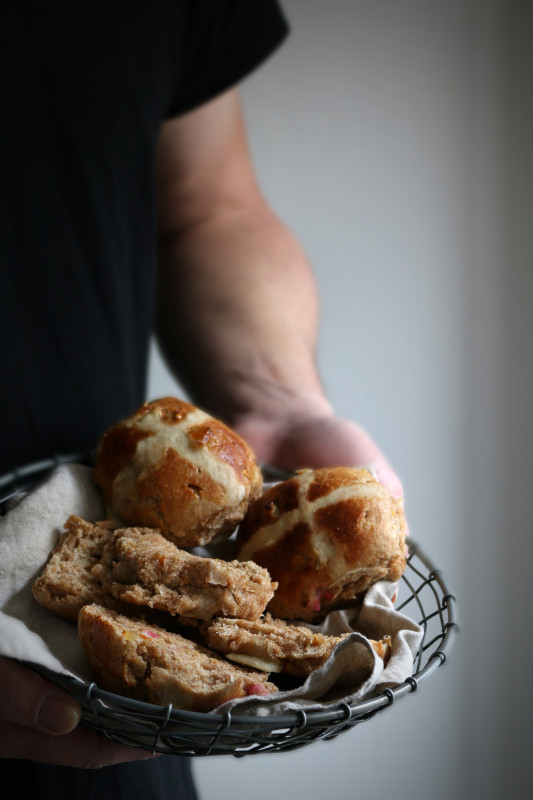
[
  {"xmin": 196, "ymin": 614, "xmax": 345, "ymax": 676},
  {"xmin": 33, "ymin": 515, "xmax": 276, "ymax": 623},
  {"xmin": 78, "ymin": 604, "xmax": 278, "ymax": 712},
  {"xmin": 95, "ymin": 524, "xmax": 277, "ymax": 621},
  {"xmin": 32, "ymin": 516, "xmax": 120, "ymax": 621},
  {"xmin": 196, "ymin": 614, "xmax": 392, "ymax": 677}
]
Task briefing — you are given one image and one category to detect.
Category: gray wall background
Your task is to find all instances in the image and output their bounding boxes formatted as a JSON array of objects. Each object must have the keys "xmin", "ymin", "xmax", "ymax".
[{"xmin": 148, "ymin": 1, "xmax": 533, "ymax": 798}]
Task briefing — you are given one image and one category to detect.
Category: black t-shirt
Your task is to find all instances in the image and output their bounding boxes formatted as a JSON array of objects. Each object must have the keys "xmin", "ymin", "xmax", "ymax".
[{"xmin": 0, "ymin": 0, "xmax": 288, "ymax": 474}]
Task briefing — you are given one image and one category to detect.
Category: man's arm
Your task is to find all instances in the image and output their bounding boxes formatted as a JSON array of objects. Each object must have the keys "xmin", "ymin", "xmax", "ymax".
[{"xmin": 155, "ymin": 89, "xmax": 402, "ymax": 497}]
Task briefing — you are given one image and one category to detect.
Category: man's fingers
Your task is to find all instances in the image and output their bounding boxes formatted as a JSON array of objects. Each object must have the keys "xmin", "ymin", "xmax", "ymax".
[
  {"xmin": 367, "ymin": 459, "xmax": 404, "ymax": 501},
  {"xmin": 269, "ymin": 415, "xmax": 404, "ymax": 499},
  {"xmin": 0, "ymin": 658, "xmax": 156, "ymax": 766},
  {"xmin": 0, "ymin": 657, "xmax": 81, "ymax": 734},
  {"xmin": 0, "ymin": 719, "xmax": 155, "ymax": 767}
]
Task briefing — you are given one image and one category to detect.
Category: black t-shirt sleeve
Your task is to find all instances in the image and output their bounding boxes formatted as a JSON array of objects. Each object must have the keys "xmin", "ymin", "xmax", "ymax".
[{"xmin": 167, "ymin": 0, "xmax": 289, "ymax": 117}]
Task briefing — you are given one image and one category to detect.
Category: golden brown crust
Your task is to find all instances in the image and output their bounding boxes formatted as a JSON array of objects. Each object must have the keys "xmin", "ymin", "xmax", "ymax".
[
  {"xmin": 78, "ymin": 604, "xmax": 278, "ymax": 711},
  {"xmin": 93, "ymin": 397, "xmax": 263, "ymax": 547},
  {"xmin": 235, "ymin": 467, "xmax": 407, "ymax": 622}
]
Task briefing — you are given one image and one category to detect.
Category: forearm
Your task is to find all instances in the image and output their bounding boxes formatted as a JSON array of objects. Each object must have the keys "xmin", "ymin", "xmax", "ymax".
[
  {"xmin": 155, "ymin": 202, "xmax": 332, "ymax": 427},
  {"xmin": 153, "ymin": 92, "xmax": 402, "ymax": 493}
]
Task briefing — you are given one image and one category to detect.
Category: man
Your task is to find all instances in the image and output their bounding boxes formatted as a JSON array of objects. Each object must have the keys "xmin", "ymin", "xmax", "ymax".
[{"xmin": 0, "ymin": 1, "xmax": 401, "ymax": 796}]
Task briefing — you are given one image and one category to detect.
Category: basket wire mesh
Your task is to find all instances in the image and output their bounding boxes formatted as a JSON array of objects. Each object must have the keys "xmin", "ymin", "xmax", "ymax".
[{"xmin": 1, "ymin": 454, "xmax": 458, "ymax": 757}]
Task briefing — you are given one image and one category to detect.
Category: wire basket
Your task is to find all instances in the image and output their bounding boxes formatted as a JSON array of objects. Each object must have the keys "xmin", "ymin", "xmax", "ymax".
[{"xmin": 1, "ymin": 454, "xmax": 457, "ymax": 758}]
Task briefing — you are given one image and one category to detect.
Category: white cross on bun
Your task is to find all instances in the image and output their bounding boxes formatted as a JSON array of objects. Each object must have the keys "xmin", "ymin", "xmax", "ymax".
[
  {"xmin": 235, "ymin": 467, "xmax": 407, "ymax": 622},
  {"xmin": 93, "ymin": 397, "xmax": 263, "ymax": 547}
]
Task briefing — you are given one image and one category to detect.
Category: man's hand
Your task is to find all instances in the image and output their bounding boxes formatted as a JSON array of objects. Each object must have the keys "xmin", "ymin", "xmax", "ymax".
[
  {"xmin": 232, "ymin": 411, "xmax": 404, "ymax": 499},
  {"xmin": 0, "ymin": 658, "xmax": 154, "ymax": 767}
]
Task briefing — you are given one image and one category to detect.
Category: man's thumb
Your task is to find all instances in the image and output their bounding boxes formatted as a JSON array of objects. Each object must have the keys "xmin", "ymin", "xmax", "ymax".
[{"xmin": 0, "ymin": 657, "xmax": 81, "ymax": 734}]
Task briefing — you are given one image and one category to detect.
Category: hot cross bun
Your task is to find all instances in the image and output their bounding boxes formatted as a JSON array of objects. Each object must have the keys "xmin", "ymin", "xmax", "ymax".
[
  {"xmin": 93, "ymin": 396, "xmax": 263, "ymax": 547},
  {"xmin": 235, "ymin": 467, "xmax": 407, "ymax": 622}
]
